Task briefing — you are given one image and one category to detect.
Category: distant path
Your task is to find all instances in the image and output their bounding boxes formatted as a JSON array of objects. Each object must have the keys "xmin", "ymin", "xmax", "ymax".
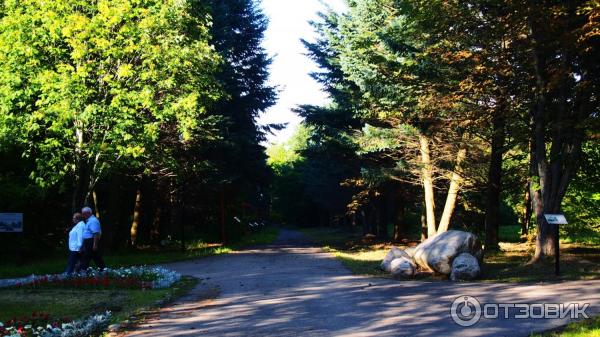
[{"xmin": 124, "ymin": 229, "xmax": 600, "ymax": 337}]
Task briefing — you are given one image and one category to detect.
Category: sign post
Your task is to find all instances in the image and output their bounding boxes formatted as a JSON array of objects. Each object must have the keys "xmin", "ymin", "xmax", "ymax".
[
  {"xmin": 544, "ymin": 214, "xmax": 568, "ymax": 276},
  {"xmin": 0, "ymin": 213, "xmax": 23, "ymax": 233}
]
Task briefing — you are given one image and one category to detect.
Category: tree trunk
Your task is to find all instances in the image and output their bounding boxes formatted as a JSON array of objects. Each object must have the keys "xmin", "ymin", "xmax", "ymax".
[
  {"xmin": 526, "ymin": 2, "xmax": 588, "ymax": 263},
  {"xmin": 484, "ymin": 111, "xmax": 506, "ymax": 250},
  {"xmin": 521, "ymin": 182, "xmax": 532, "ymax": 236},
  {"xmin": 528, "ymin": 9, "xmax": 555, "ymax": 261},
  {"xmin": 220, "ymin": 185, "xmax": 227, "ymax": 244},
  {"xmin": 531, "ymin": 185, "xmax": 555, "ymax": 260},
  {"xmin": 92, "ymin": 190, "xmax": 101, "ymax": 219},
  {"xmin": 393, "ymin": 198, "xmax": 405, "ymax": 242},
  {"xmin": 151, "ymin": 201, "xmax": 163, "ymax": 243},
  {"xmin": 437, "ymin": 147, "xmax": 467, "ymax": 234},
  {"xmin": 180, "ymin": 187, "xmax": 186, "ymax": 252},
  {"xmin": 420, "ymin": 207, "xmax": 427, "ymax": 242},
  {"xmin": 103, "ymin": 175, "xmax": 121, "ymax": 250},
  {"xmin": 130, "ymin": 184, "xmax": 142, "ymax": 247},
  {"xmin": 374, "ymin": 205, "xmax": 382, "ymax": 237},
  {"xmin": 71, "ymin": 162, "xmax": 90, "ymax": 213},
  {"xmin": 419, "ymin": 134, "xmax": 436, "ymax": 238},
  {"xmin": 71, "ymin": 122, "xmax": 86, "ymax": 212},
  {"xmin": 377, "ymin": 195, "xmax": 389, "ymax": 239},
  {"xmin": 360, "ymin": 210, "xmax": 369, "ymax": 236}
]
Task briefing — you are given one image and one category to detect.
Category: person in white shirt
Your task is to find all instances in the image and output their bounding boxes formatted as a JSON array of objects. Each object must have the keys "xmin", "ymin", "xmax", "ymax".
[
  {"xmin": 80, "ymin": 206, "xmax": 105, "ymax": 270},
  {"xmin": 65, "ymin": 213, "xmax": 85, "ymax": 274}
]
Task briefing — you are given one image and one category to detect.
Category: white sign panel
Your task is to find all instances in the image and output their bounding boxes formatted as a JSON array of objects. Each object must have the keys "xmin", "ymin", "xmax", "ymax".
[
  {"xmin": 0, "ymin": 213, "xmax": 23, "ymax": 232},
  {"xmin": 544, "ymin": 214, "xmax": 568, "ymax": 225}
]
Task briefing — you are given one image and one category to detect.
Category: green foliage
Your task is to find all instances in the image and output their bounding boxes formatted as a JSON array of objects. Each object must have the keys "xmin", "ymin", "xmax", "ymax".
[
  {"xmin": 0, "ymin": 0, "xmax": 222, "ymax": 189},
  {"xmin": 266, "ymin": 126, "xmax": 317, "ymax": 224},
  {"xmin": 0, "ymin": 0, "xmax": 275, "ymax": 250},
  {"xmin": 561, "ymin": 141, "xmax": 600, "ymax": 244},
  {"xmin": 277, "ymin": 0, "xmax": 599, "ymax": 248},
  {"xmin": 268, "ymin": 10, "xmax": 364, "ymax": 227},
  {"xmin": 267, "ymin": 125, "xmax": 311, "ymax": 172}
]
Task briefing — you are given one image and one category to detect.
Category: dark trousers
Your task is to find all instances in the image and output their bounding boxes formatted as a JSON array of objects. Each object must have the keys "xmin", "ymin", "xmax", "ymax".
[
  {"xmin": 65, "ymin": 251, "xmax": 81, "ymax": 274},
  {"xmin": 80, "ymin": 238, "xmax": 106, "ymax": 270}
]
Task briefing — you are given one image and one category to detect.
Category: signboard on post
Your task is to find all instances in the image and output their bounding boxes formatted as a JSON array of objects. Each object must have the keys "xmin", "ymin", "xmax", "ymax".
[
  {"xmin": 544, "ymin": 214, "xmax": 568, "ymax": 225},
  {"xmin": 544, "ymin": 213, "xmax": 567, "ymax": 276},
  {"xmin": 0, "ymin": 213, "xmax": 23, "ymax": 232}
]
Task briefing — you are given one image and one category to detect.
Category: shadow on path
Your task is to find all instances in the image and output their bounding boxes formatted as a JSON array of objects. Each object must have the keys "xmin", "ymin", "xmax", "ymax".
[{"xmin": 124, "ymin": 229, "xmax": 600, "ymax": 337}]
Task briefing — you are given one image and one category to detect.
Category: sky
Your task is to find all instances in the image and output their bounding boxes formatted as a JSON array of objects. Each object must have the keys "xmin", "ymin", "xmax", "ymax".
[{"xmin": 257, "ymin": 0, "xmax": 348, "ymax": 145}]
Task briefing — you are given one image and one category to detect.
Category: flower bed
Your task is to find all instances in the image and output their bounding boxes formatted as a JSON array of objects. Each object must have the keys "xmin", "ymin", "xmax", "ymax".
[
  {"xmin": 0, "ymin": 311, "xmax": 110, "ymax": 337},
  {"xmin": 9, "ymin": 266, "xmax": 181, "ymax": 290}
]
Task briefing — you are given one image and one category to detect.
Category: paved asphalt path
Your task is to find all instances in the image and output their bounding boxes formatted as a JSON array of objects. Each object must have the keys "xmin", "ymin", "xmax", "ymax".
[{"xmin": 125, "ymin": 229, "xmax": 600, "ymax": 337}]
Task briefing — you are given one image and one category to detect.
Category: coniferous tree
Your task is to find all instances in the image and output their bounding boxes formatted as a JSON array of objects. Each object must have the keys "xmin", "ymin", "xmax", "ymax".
[{"xmin": 206, "ymin": 0, "xmax": 277, "ymax": 238}]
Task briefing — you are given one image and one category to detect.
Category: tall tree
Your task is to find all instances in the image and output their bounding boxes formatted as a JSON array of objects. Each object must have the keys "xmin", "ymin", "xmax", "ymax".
[
  {"xmin": 526, "ymin": 0, "xmax": 599, "ymax": 261},
  {"xmin": 296, "ymin": 11, "xmax": 363, "ymax": 227},
  {"xmin": 335, "ymin": 0, "xmax": 478, "ymax": 238},
  {"xmin": 0, "ymin": 0, "xmax": 222, "ymax": 210},
  {"xmin": 207, "ymin": 0, "xmax": 277, "ymax": 230}
]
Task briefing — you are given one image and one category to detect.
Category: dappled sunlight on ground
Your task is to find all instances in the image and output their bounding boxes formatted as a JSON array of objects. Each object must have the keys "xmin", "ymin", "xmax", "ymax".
[
  {"xmin": 122, "ymin": 229, "xmax": 600, "ymax": 337},
  {"xmin": 483, "ymin": 242, "xmax": 600, "ymax": 282}
]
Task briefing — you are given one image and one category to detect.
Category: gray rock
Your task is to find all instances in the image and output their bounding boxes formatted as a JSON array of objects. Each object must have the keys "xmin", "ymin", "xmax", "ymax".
[
  {"xmin": 390, "ymin": 257, "xmax": 416, "ymax": 278},
  {"xmin": 412, "ymin": 230, "xmax": 483, "ymax": 275},
  {"xmin": 404, "ymin": 247, "xmax": 416, "ymax": 257},
  {"xmin": 450, "ymin": 253, "xmax": 481, "ymax": 281},
  {"xmin": 380, "ymin": 247, "xmax": 412, "ymax": 272}
]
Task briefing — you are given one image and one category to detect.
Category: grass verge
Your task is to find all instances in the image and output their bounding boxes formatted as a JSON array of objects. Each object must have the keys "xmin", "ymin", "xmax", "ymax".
[
  {"xmin": 300, "ymin": 227, "xmax": 600, "ymax": 282},
  {"xmin": 0, "ymin": 227, "xmax": 279, "ymax": 279},
  {"xmin": 0, "ymin": 276, "xmax": 197, "ymax": 324},
  {"xmin": 482, "ymin": 242, "xmax": 600, "ymax": 282},
  {"xmin": 534, "ymin": 316, "xmax": 600, "ymax": 336},
  {"xmin": 300, "ymin": 227, "xmax": 396, "ymax": 277}
]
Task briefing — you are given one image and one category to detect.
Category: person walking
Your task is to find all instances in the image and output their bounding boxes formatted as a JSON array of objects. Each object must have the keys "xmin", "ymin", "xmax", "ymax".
[
  {"xmin": 65, "ymin": 212, "xmax": 85, "ymax": 274},
  {"xmin": 80, "ymin": 206, "xmax": 106, "ymax": 270}
]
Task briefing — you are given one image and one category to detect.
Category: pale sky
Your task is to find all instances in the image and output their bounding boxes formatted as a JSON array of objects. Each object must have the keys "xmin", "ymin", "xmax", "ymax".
[{"xmin": 257, "ymin": 0, "xmax": 347, "ymax": 144}]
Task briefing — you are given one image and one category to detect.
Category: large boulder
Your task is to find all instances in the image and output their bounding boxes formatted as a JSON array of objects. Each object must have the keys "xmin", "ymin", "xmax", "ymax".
[
  {"xmin": 412, "ymin": 230, "xmax": 483, "ymax": 275},
  {"xmin": 404, "ymin": 247, "xmax": 416, "ymax": 257},
  {"xmin": 380, "ymin": 247, "xmax": 412, "ymax": 272},
  {"xmin": 390, "ymin": 257, "xmax": 417, "ymax": 278},
  {"xmin": 450, "ymin": 253, "xmax": 481, "ymax": 281}
]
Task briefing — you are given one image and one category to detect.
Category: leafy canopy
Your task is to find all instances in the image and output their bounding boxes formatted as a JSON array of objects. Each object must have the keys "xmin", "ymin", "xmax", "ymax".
[{"xmin": 0, "ymin": 0, "xmax": 222, "ymax": 187}]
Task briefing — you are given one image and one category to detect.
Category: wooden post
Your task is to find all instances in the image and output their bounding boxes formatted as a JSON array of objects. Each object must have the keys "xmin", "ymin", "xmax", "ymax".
[{"xmin": 555, "ymin": 223, "xmax": 560, "ymax": 276}]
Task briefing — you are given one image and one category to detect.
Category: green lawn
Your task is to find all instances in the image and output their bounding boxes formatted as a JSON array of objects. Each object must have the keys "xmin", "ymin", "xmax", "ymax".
[
  {"xmin": 0, "ymin": 227, "xmax": 279, "ymax": 279},
  {"xmin": 0, "ymin": 276, "xmax": 197, "ymax": 324},
  {"xmin": 534, "ymin": 316, "xmax": 600, "ymax": 336},
  {"xmin": 482, "ymin": 242, "xmax": 600, "ymax": 282}
]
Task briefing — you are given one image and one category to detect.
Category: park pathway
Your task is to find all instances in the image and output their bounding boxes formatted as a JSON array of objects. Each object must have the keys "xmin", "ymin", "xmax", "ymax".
[{"xmin": 124, "ymin": 229, "xmax": 600, "ymax": 337}]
